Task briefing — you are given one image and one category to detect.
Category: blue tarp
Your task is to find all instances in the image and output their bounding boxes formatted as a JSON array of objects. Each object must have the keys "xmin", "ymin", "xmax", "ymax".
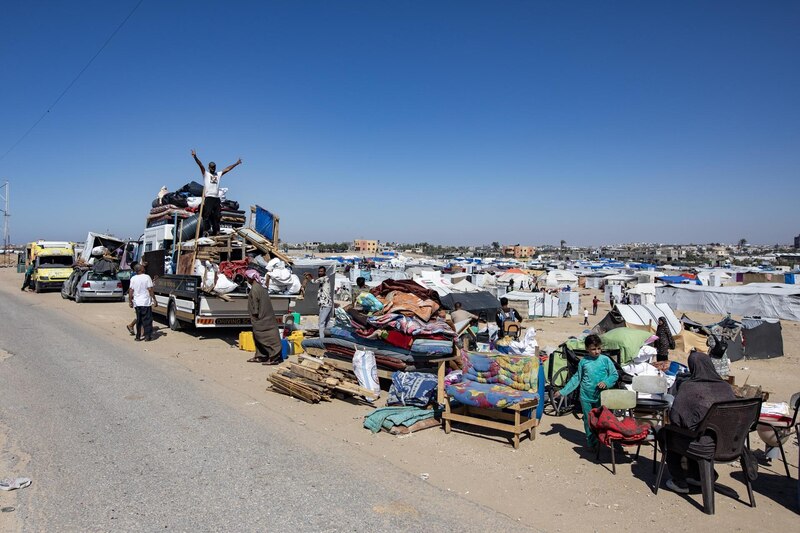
[
  {"xmin": 253, "ymin": 205, "xmax": 275, "ymax": 242},
  {"xmin": 658, "ymin": 275, "xmax": 701, "ymax": 285}
]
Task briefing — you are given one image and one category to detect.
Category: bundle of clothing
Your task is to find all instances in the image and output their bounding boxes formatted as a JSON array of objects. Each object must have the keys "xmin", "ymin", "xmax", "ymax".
[
  {"xmin": 265, "ymin": 258, "xmax": 301, "ymax": 295},
  {"xmin": 148, "ymin": 182, "xmax": 243, "ymax": 228},
  {"xmin": 146, "ymin": 203, "xmax": 194, "ymax": 227}
]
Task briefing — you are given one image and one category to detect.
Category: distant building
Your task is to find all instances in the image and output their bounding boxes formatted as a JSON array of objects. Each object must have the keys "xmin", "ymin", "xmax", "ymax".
[
  {"xmin": 794, "ymin": 234, "xmax": 800, "ymax": 249},
  {"xmin": 354, "ymin": 239, "xmax": 378, "ymax": 254},
  {"xmin": 503, "ymin": 245, "xmax": 536, "ymax": 259}
]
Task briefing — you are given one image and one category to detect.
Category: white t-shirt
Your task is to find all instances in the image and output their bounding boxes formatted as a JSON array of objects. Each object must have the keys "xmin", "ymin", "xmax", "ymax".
[
  {"xmin": 130, "ymin": 274, "xmax": 154, "ymax": 307},
  {"xmin": 584, "ymin": 310, "xmax": 589, "ymax": 317},
  {"xmin": 203, "ymin": 170, "xmax": 223, "ymax": 198}
]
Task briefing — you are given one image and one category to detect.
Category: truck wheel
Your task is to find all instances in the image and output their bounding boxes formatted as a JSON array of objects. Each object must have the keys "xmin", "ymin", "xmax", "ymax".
[
  {"xmin": 168, "ymin": 302, "xmax": 182, "ymax": 331},
  {"xmin": 35, "ymin": 281, "xmax": 42, "ymax": 294}
]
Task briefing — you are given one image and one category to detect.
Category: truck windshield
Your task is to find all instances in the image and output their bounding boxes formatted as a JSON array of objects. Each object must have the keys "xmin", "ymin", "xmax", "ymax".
[{"xmin": 37, "ymin": 255, "xmax": 73, "ymax": 267}]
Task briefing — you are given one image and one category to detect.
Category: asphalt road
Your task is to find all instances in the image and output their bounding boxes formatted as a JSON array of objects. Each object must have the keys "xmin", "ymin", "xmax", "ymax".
[{"xmin": 0, "ymin": 289, "xmax": 525, "ymax": 531}]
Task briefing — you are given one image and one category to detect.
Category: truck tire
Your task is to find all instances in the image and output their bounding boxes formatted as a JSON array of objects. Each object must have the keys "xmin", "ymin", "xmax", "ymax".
[
  {"xmin": 35, "ymin": 281, "xmax": 42, "ymax": 294},
  {"xmin": 168, "ymin": 302, "xmax": 182, "ymax": 331}
]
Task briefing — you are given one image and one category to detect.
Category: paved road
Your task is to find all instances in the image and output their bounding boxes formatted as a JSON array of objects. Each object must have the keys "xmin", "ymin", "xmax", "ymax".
[{"xmin": 0, "ymin": 290, "xmax": 525, "ymax": 531}]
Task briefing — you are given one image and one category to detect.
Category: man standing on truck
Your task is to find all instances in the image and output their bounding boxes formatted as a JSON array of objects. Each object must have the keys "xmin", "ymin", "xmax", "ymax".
[
  {"xmin": 246, "ymin": 271, "xmax": 282, "ymax": 365},
  {"xmin": 191, "ymin": 149, "xmax": 242, "ymax": 236},
  {"xmin": 129, "ymin": 264, "xmax": 156, "ymax": 342}
]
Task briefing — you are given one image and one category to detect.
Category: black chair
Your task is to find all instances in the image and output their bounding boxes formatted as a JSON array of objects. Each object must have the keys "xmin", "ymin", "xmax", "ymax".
[
  {"xmin": 755, "ymin": 392, "xmax": 800, "ymax": 479},
  {"xmin": 654, "ymin": 397, "xmax": 762, "ymax": 515}
]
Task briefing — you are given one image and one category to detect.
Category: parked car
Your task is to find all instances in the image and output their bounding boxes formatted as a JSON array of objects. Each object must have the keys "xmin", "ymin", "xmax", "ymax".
[{"xmin": 61, "ymin": 269, "xmax": 125, "ymax": 303}]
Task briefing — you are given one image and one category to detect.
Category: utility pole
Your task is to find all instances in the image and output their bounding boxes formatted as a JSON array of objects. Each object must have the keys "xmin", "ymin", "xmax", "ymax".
[{"xmin": 0, "ymin": 180, "xmax": 9, "ymax": 264}]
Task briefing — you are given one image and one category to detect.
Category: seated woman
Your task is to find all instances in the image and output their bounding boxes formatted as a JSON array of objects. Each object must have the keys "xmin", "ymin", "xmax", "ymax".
[{"xmin": 658, "ymin": 351, "xmax": 735, "ymax": 493}]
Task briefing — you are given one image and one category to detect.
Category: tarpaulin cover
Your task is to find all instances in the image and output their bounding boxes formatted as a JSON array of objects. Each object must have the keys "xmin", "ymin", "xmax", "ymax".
[{"xmin": 254, "ymin": 205, "xmax": 275, "ymax": 242}]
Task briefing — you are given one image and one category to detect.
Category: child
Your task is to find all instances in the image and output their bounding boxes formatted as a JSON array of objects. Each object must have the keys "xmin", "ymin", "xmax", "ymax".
[
  {"xmin": 582, "ymin": 308, "xmax": 589, "ymax": 325},
  {"xmin": 554, "ymin": 334, "xmax": 618, "ymax": 450}
]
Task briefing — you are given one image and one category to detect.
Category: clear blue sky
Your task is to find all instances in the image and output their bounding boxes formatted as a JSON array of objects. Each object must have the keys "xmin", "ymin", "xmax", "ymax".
[{"xmin": 2, "ymin": 1, "xmax": 798, "ymax": 247}]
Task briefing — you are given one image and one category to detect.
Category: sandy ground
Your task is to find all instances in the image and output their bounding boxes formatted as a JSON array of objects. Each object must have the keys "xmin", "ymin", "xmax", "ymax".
[{"xmin": 1, "ymin": 267, "xmax": 797, "ymax": 530}]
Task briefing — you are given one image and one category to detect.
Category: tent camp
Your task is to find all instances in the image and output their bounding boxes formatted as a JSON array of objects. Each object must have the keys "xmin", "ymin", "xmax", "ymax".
[
  {"xmin": 626, "ymin": 283, "xmax": 661, "ymax": 305},
  {"xmin": 593, "ymin": 303, "xmax": 681, "ymax": 336},
  {"xmin": 657, "ymin": 283, "xmax": 800, "ymax": 321}
]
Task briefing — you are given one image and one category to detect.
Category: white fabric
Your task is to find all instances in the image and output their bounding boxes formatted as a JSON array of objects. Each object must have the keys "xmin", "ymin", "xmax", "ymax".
[
  {"xmin": 203, "ymin": 170, "xmax": 223, "ymax": 198},
  {"xmin": 614, "ymin": 303, "xmax": 682, "ymax": 335},
  {"xmin": 186, "ymin": 196, "xmax": 202, "ymax": 208},
  {"xmin": 507, "ymin": 327, "xmax": 538, "ymax": 355},
  {"xmin": 213, "ymin": 273, "xmax": 238, "ymax": 294},
  {"xmin": 130, "ymin": 274, "xmax": 153, "ymax": 307},
  {"xmin": 656, "ymin": 283, "xmax": 800, "ymax": 321}
]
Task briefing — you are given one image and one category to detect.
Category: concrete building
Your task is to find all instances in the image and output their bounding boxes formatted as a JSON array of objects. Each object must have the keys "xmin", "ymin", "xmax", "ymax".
[
  {"xmin": 353, "ymin": 239, "xmax": 378, "ymax": 254},
  {"xmin": 503, "ymin": 245, "xmax": 536, "ymax": 259}
]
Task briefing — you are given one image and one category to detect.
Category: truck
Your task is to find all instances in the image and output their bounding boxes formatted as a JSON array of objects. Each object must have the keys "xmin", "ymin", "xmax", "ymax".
[
  {"xmin": 30, "ymin": 240, "xmax": 75, "ymax": 292},
  {"xmin": 152, "ymin": 274, "xmax": 296, "ymax": 330},
  {"xmin": 146, "ymin": 205, "xmax": 297, "ymax": 330}
]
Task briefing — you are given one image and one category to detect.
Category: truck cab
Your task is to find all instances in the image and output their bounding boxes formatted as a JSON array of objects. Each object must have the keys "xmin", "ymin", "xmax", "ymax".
[{"xmin": 31, "ymin": 241, "xmax": 75, "ymax": 292}]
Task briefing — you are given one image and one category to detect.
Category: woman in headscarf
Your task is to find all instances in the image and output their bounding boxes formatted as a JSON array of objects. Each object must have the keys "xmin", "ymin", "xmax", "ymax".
[
  {"xmin": 658, "ymin": 351, "xmax": 735, "ymax": 493},
  {"xmin": 655, "ymin": 317, "xmax": 674, "ymax": 362}
]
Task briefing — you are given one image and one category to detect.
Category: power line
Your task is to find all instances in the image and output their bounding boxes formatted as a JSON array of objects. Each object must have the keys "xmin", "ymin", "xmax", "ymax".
[{"xmin": 0, "ymin": 0, "xmax": 145, "ymax": 163}]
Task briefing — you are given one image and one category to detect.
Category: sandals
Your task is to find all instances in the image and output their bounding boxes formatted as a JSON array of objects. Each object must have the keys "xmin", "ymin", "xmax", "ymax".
[{"xmin": 247, "ymin": 356, "xmax": 270, "ymax": 363}]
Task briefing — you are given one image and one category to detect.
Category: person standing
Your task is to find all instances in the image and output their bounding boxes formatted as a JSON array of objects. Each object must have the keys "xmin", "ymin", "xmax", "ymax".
[
  {"xmin": 553, "ymin": 334, "xmax": 618, "ymax": 451},
  {"xmin": 128, "ymin": 264, "xmax": 156, "ymax": 341},
  {"xmin": 20, "ymin": 262, "xmax": 34, "ymax": 291},
  {"xmin": 592, "ymin": 296, "xmax": 599, "ymax": 315},
  {"xmin": 655, "ymin": 316, "xmax": 675, "ymax": 362},
  {"xmin": 562, "ymin": 301, "xmax": 573, "ymax": 318},
  {"xmin": 583, "ymin": 307, "xmax": 589, "ymax": 325},
  {"xmin": 191, "ymin": 149, "xmax": 242, "ymax": 236},
  {"xmin": 246, "ymin": 271, "xmax": 282, "ymax": 365},
  {"xmin": 303, "ymin": 266, "xmax": 333, "ymax": 339}
]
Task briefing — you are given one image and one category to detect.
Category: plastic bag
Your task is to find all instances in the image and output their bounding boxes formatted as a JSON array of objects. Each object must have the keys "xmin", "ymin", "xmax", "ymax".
[
  {"xmin": 91, "ymin": 246, "xmax": 107, "ymax": 257},
  {"xmin": 214, "ymin": 273, "xmax": 238, "ymax": 294},
  {"xmin": 352, "ymin": 349, "xmax": 380, "ymax": 400}
]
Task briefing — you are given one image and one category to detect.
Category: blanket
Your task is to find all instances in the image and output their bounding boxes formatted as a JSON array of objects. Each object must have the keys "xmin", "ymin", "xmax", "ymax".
[
  {"xmin": 588, "ymin": 406, "xmax": 650, "ymax": 446},
  {"xmin": 387, "ymin": 372, "xmax": 438, "ymax": 407},
  {"xmin": 363, "ymin": 406, "xmax": 436, "ymax": 434}
]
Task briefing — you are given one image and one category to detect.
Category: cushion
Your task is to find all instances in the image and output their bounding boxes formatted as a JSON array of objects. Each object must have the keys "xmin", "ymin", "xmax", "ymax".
[
  {"xmin": 461, "ymin": 351, "xmax": 537, "ymax": 391},
  {"xmin": 446, "ymin": 381, "xmax": 538, "ymax": 409}
]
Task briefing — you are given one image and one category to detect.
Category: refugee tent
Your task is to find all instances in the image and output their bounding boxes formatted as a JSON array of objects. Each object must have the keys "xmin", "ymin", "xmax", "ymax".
[
  {"xmin": 657, "ymin": 283, "xmax": 800, "ymax": 322},
  {"xmin": 440, "ymin": 291, "xmax": 501, "ymax": 322},
  {"xmin": 593, "ymin": 303, "xmax": 681, "ymax": 337},
  {"xmin": 679, "ymin": 314, "xmax": 745, "ymax": 362},
  {"xmin": 626, "ymin": 283, "xmax": 660, "ymax": 305},
  {"xmin": 559, "ymin": 291, "xmax": 579, "ymax": 317},
  {"xmin": 503, "ymin": 290, "xmax": 560, "ymax": 318},
  {"xmin": 541, "ymin": 269, "xmax": 578, "ymax": 289},
  {"xmin": 740, "ymin": 317, "xmax": 784, "ymax": 359}
]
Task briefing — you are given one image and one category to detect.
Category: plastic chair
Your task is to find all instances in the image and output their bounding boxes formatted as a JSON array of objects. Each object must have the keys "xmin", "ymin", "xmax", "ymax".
[
  {"xmin": 596, "ymin": 389, "xmax": 641, "ymax": 474},
  {"xmin": 655, "ymin": 397, "xmax": 762, "ymax": 515},
  {"xmin": 755, "ymin": 392, "xmax": 800, "ymax": 478},
  {"xmin": 631, "ymin": 375, "xmax": 669, "ymax": 473}
]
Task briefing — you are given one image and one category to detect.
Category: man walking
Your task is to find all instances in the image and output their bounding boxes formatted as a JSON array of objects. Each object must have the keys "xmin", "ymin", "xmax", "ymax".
[
  {"xmin": 128, "ymin": 264, "xmax": 156, "ymax": 341},
  {"xmin": 246, "ymin": 271, "xmax": 282, "ymax": 365},
  {"xmin": 191, "ymin": 149, "xmax": 242, "ymax": 236},
  {"xmin": 303, "ymin": 266, "xmax": 333, "ymax": 339},
  {"xmin": 592, "ymin": 296, "xmax": 599, "ymax": 315},
  {"xmin": 583, "ymin": 307, "xmax": 590, "ymax": 326}
]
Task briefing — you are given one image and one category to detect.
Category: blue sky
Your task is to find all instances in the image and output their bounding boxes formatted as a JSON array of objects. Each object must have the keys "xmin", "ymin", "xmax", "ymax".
[{"xmin": 2, "ymin": 1, "xmax": 798, "ymax": 246}]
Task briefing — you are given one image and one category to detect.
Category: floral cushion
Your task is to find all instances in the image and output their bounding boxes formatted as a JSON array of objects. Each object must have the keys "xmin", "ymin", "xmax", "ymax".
[
  {"xmin": 446, "ymin": 381, "xmax": 538, "ymax": 409},
  {"xmin": 461, "ymin": 351, "xmax": 537, "ymax": 391}
]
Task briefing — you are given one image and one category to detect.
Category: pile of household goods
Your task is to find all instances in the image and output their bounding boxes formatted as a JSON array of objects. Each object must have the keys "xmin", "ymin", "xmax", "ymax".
[
  {"xmin": 302, "ymin": 280, "xmax": 456, "ymax": 374},
  {"xmin": 363, "ymin": 371, "xmax": 441, "ymax": 435},
  {"xmin": 267, "ymin": 355, "xmax": 379, "ymax": 403},
  {"xmin": 146, "ymin": 181, "xmax": 246, "ymax": 230},
  {"xmin": 174, "ymin": 234, "xmax": 299, "ymax": 296}
]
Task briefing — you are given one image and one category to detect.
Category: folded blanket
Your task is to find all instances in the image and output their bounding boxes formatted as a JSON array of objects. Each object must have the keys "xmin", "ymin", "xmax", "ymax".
[
  {"xmin": 388, "ymin": 372, "xmax": 438, "ymax": 407},
  {"xmin": 363, "ymin": 406, "xmax": 436, "ymax": 434}
]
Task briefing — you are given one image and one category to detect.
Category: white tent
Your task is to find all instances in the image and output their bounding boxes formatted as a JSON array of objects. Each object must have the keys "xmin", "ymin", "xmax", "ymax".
[
  {"xmin": 627, "ymin": 283, "xmax": 662, "ymax": 305},
  {"xmin": 504, "ymin": 291, "xmax": 561, "ymax": 318},
  {"xmin": 614, "ymin": 303, "xmax": 682, "ymax": 335},
  {"xmin": 656, "ymin": 283, "xmax": 800, "ymax": 322},
  {"xmin": 541, "ymin": 269, "xmax": 578, "ymax": 288}
]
